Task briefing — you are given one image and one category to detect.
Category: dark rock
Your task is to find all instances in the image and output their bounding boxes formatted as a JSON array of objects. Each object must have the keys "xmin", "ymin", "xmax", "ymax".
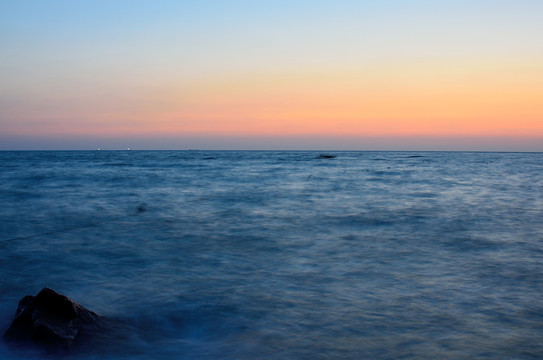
[
  {"xmin": 317, "ymin": 154, "xmax": 336, "ymax": 159},
  {"xmin": 136, "ymin": 203, "xmax": 147, "ymax": 214},
  {"xmin": 4, "ymin": 288, "xmax": 105, "ymax": 350}
]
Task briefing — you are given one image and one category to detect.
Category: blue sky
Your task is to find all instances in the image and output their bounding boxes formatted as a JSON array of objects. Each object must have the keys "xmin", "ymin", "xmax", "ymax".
[{"xmin": 1, "ymin": 0, "xmax": 542, "ymax": 150}]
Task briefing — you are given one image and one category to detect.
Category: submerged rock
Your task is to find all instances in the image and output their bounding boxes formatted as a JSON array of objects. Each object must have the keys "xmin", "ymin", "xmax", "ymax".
[
  {"xmin": 317, "ymin": 154, "xmax": 336, "ymax": 159},
  {"xmin": 136, "ymin": 203, "xmax": 147, "ymax": 214},
  {"xmin": 4, "ymin": 288, "xmax": 105, "ymax": 350}
]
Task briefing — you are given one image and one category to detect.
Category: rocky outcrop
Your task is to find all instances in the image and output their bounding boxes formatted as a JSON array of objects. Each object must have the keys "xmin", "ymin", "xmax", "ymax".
[
  {"xmin": 4, "ymin": 288, "xmax": 105, "ymax": 349},
  {"xmin": 317, "ymin": 154, "xmax": 336, "ymax": 159}
]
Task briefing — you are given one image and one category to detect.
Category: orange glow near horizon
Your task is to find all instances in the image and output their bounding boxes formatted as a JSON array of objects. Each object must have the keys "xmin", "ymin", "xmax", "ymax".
[
  {"xmin": 3, "ymin": 59, "xmax": 542, "ymax": 140},
  {"xmin": 2, "ymin": 1, "xmax": 543, "ymax": 150},
  {"xmin": 120, "ymin": 61, "xmax": 542, "ymax": 138}
]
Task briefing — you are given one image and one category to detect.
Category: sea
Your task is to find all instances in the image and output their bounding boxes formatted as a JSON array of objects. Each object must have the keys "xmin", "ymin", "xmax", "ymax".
[{"xmin": 0, "ymin": 150, "xmax": 542, "ymax": 359}]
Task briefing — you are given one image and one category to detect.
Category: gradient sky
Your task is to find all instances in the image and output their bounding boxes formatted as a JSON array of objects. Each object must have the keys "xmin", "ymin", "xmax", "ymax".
[{"xmin": 1, "ymin": 0, "xmax": 542, "ymax": 150}]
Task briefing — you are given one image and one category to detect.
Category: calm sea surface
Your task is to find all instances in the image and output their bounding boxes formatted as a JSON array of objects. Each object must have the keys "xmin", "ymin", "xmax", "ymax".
[{"xmin": 0, "ymin": 151, "xmax": 542, "ymax": 359}]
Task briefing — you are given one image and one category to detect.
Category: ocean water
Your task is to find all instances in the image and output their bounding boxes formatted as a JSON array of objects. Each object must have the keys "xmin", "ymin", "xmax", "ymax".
[{"xmin": 0, "ymin": 150, "xmax": 542, "ymax": 359}]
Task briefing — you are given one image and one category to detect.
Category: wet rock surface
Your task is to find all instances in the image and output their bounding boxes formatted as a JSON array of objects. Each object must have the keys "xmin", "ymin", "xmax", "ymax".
[{"xmin": 4, "ymin": 288, "xmax": 105, "ymax": 350}]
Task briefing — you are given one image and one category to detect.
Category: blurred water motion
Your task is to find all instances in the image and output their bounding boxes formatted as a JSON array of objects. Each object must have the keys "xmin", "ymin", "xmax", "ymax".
[{"xmin": 1, "ymin": 151, "xmax": 542, "ymax": 359}]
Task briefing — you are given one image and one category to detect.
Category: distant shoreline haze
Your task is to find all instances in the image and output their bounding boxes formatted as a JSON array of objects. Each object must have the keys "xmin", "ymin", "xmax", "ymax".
[{"xmin": 1, "ymin": 135, "xmax": 542, "ymax": 152}]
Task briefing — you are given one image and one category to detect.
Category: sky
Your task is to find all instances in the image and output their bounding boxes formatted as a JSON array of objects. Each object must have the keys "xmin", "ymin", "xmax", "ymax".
[{"xmin": 1, "ymin": 0, "xmax": 542, "ymax": 150}]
